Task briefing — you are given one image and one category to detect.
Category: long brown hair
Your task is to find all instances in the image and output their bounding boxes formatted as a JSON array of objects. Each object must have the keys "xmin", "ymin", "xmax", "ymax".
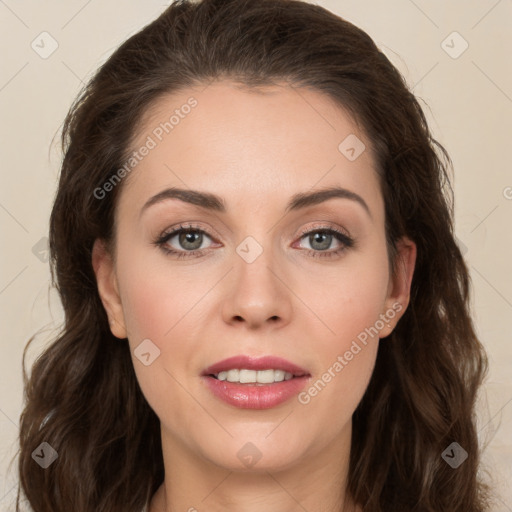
[{"xmin": 16, "ymin": 0, "xmax": 494, "ymax": 510}]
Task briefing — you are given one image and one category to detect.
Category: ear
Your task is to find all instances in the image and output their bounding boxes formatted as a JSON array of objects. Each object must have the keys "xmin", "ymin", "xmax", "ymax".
[
  {"xmin": 91, "ymin": 238, "xmax": 127, "ymax": 339},
  {"xmin": 379, "ymin": 236, "xmax": 417, "ymax": 339}
]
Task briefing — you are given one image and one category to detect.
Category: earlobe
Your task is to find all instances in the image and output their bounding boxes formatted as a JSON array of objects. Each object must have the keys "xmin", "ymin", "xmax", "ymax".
[
  {"xmin": 91, "ymin": 239, "xmax": 127, "ymax": 339},
  {"xmin": 380, "ymin": 236, "xmax": 417, "ymax": 338}
]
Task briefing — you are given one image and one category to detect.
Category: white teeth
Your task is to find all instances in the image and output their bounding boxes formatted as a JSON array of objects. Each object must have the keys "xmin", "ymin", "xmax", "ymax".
[
  {"xmin": 273, "ymin": 370, "xmax": 285, "ymax": 382},
  {"xmin": 257, "ymin": 369, "xmax": 276, "ymax": 383},
  {"xmin": 214, "ymin": 369, "xmax": 295, "ymax": 383},
  {"xmin": 239, "ymin": 369, "xmax": 257, "ymax": 383}
]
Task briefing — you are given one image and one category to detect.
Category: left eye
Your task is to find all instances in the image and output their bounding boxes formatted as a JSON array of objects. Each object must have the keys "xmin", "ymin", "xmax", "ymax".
[{"xmin": 297, "ymin": 230, "xmax": 344, "ymax": 251}]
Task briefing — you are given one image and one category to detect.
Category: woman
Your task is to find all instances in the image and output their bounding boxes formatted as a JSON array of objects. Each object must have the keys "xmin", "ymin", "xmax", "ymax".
[{"xmin": 16, "ymin": 0, "xmax": 493, "ymax": 510}]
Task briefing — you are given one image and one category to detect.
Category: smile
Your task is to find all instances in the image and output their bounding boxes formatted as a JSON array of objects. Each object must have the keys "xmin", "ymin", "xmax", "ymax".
[{"xmin": 201, "ymin": 355, "xmax": 311, "ymax": 409}]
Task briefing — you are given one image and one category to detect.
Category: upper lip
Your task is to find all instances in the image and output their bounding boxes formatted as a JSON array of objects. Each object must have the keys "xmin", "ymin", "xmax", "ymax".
[{"xmin": 202, "ymin": 355, "xmax": 310, "ymax": 377}]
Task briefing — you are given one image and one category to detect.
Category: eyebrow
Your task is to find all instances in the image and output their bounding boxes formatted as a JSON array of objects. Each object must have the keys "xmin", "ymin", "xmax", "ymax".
[{"xmin": 140, "ymin": 186, "xmax": 372, "ymax": 219}]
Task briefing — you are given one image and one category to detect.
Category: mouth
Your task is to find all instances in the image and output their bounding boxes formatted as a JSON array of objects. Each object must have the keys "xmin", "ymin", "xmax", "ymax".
[{"xmin": 200, "ymin": 355, "xmax": 311, "ymax": 409}]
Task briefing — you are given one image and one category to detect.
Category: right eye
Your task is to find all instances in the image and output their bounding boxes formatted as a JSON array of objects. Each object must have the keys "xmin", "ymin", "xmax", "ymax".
[{"xmin": 154, "ymin": 224, "xmax": 218, "ymax": 259}]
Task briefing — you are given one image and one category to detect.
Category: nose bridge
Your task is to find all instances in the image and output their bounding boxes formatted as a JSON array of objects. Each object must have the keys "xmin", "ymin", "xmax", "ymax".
[{"xmin": 222, "ymin": 231, "xmax": 292, "ymax": 327}]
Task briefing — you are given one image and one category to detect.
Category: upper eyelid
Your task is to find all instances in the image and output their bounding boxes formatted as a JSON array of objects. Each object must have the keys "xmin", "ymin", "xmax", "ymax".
[{"xmin": 296, "ymin": 222, "xmax": 351, "ymax": 238}]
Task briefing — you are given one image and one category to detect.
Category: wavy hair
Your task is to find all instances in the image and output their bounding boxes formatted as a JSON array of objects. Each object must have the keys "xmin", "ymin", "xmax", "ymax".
[{"xmin": 16, "ymin": 0, "xmax": 493, "ymax": 510}]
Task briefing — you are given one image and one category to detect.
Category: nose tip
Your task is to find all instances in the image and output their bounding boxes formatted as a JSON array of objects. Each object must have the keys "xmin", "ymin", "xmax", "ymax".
[{"xmin": 222, "ymin": 259, "xmax": 292, "ymax": 329}]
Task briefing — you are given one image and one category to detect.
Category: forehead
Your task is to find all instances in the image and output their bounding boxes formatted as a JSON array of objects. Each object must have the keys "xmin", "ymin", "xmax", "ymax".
[{"xmin": 119, "ymin": 80, "xmax": 383, "ymax": 219}]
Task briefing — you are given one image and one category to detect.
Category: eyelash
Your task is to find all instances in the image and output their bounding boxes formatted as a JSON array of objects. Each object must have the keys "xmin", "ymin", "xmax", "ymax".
[{"xmin": 153, "ymin": 223, "xmax": 355, "ymax": 260}]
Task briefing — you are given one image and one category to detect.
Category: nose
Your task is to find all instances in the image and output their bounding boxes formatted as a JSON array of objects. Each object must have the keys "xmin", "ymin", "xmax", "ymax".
[{"xmin": 221, "ymin": 243, "xmax": 293, "ymax": 330}]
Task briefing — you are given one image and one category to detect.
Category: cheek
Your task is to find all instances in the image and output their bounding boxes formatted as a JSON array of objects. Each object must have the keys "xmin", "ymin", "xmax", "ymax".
[
  {"xmin": 116, "ymin": 244, "xmax": 199, "ymax": 342},
  {"xmin": 295, "ymin": 267, "xmax": 386, "ymax": 431},
  {"xmin": 115, "ymin": 258, "xmax": 200, "ymax": 421},
  {"xmin": 114, "ymin": 245, "xmax": 211, "ymax": 383},
  {"xmin": 302, "ymin": 250, "xmax": 390, "ymax": 344},
  {"xmin": 295, "ymin": 250, "xmax": 389, "ymax": 408}
]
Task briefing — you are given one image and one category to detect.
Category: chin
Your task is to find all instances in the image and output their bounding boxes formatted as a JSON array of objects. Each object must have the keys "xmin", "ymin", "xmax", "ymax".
[{"xmin": 199, "ymin": 434, "xmax": 311, "ymax": 473}]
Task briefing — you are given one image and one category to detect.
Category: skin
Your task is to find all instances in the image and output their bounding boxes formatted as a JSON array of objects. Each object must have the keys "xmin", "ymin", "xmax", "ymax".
[{"xmin": 92, "ymin": 80, "xmax": 416, "ymax": 512}]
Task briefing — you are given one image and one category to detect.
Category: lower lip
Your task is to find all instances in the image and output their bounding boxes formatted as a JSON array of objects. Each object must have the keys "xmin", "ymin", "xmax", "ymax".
[{"xmin": 202, "ymin": 375, "xmax": 310, "ymax": 409}]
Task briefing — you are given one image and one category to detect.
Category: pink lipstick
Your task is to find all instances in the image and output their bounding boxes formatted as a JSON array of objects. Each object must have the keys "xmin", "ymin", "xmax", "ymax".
[{"xmin": 201, "ymin": 355, "xmax": 311, "ymax": 409}]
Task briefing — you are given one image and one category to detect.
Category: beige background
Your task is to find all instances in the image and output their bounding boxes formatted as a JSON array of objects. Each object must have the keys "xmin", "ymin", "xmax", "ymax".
[{"xmin": 0, "ymin": 0, "xmax": 511, "ymax": 510}]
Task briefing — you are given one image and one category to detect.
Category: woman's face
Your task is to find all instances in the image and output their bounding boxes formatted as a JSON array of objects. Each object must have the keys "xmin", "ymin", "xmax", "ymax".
[{"xmin": 93, "ymin": 80, "xmax": 415, "ymax": 473}]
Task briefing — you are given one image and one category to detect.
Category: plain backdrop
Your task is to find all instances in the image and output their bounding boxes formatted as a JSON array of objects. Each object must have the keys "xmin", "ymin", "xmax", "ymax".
[{"xmin": 0, "ymin": 0, "xmax": 511, "ymax": 510}]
